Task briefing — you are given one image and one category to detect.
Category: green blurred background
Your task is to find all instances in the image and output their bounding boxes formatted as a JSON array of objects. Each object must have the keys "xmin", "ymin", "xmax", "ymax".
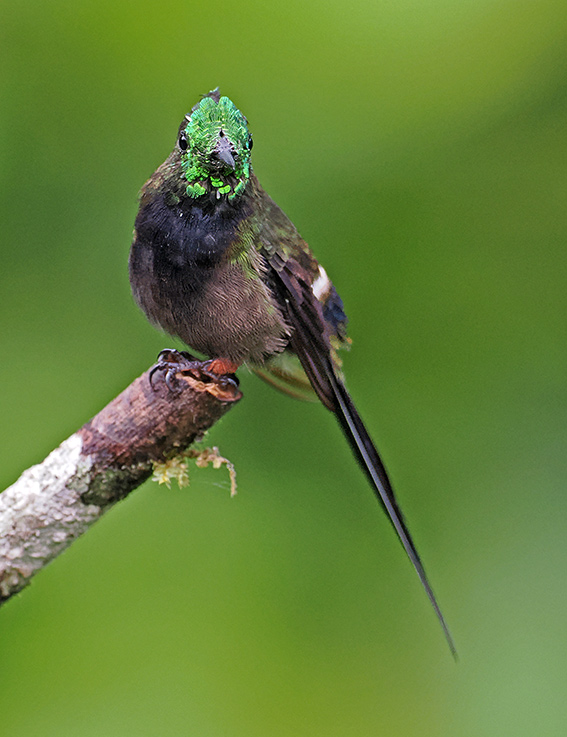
[{"xmin": 1, "ymin": 0, "xmax": 566, "ymax": 734}]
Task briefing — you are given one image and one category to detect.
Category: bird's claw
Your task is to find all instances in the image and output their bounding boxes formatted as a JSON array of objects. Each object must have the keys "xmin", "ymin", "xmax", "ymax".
[
  {"xmin": 196, "ymin": 359, "xmax": 240, "ymax": 390},
  {"xmin": 149, "ymin": 349, "xmax": 194, "ymax": 391},
  {"xmin": 149, "ymin": 349, "xmax": 241, "ymax": 401}
]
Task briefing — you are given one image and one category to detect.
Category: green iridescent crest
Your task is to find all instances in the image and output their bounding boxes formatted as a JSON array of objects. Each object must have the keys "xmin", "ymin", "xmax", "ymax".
[{"xmin": 180, "ymin": 95, "xmax": 252, "ymax": 201}]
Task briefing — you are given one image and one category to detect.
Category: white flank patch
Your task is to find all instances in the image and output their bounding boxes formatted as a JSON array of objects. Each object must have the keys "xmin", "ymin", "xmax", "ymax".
[{"xmin": 312, "ymin": 265, "xmax": 331, "ymax": 301}]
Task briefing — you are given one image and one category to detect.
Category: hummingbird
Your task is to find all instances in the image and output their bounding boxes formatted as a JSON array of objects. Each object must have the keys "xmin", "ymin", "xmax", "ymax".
[{"xmin": 129, "ymin": 88, "xmax": 456, "ymax": 656}]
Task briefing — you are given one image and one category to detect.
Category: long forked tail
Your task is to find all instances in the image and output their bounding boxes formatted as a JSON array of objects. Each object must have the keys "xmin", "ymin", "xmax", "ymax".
[{"xmin": 328, "ymin": 370, "xmax": 457, "ymax": 659}]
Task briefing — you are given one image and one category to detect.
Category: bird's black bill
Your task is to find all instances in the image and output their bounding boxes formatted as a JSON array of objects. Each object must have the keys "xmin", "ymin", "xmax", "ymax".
[{"xmin": 213, "ymin": 137, "xmax": 236, "ymax": 171}]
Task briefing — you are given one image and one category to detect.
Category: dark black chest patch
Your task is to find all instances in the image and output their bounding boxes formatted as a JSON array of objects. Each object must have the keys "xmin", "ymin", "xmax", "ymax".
[{"xmin": 134, "ymin": 191, "xmax": 249, "ymax": 278}]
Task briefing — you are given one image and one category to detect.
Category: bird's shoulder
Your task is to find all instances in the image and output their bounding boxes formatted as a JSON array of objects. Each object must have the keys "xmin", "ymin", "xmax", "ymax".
[
  {"xmin": 246, "ymin": 174, "xmax": 350, "ymax": 384},
  {"xmin": 245, "ymin": 174, "xmax": 318, "ymax": 277}
]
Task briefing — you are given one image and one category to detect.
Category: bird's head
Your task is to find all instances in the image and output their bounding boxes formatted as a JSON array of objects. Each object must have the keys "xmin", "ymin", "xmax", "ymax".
[{"xmin": 177, "ymin": 89, "xmax": 253, "ymax": 201}]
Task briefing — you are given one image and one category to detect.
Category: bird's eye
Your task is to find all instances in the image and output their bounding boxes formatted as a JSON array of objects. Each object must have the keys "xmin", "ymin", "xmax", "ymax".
[
  {"xmin": 248, "ymin": 135, "xmax": 253, "ymax": 150},
  {"xmin": 178, "ymin": 132, "xmax": 188, "ymax": 151}
]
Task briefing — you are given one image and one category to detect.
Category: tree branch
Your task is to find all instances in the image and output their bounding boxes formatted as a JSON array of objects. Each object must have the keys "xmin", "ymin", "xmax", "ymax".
[{"xmin": 0, "ymin": 363, "xmax": 241, "ymax": 606}]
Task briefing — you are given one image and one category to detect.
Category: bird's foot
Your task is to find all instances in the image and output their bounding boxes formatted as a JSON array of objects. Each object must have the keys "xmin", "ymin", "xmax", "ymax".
[
  {"xmin": 149, "ymin": 349, "xmax": 196, "ymax": 391},
  {"xmin": 201, "ymin": 358, "xmax": 241, "ymax": 377},
  {"xmin": 149, "ymin": 349, "xmax": 241, "ymax": 401}
]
